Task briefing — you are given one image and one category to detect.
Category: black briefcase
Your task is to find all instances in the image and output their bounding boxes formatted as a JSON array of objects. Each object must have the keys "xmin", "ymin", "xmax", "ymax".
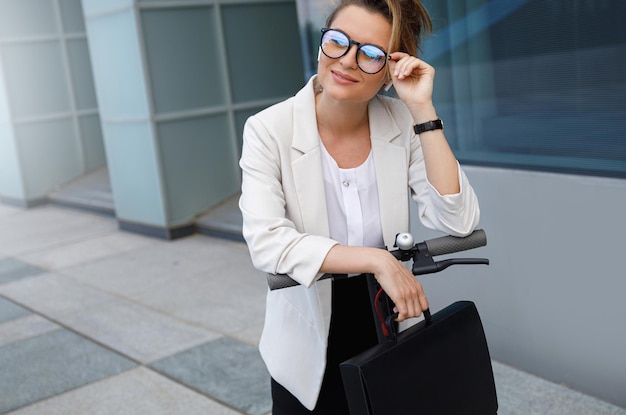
[{"xmin": 340, "ymin": 300, "xmax": 498, "ymax": 415}]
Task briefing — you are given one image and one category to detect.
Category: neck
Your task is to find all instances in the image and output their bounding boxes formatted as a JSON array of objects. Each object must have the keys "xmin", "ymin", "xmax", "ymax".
[
  {"xmin": 315, "ymin": 91, "xmax": 370, "ymax": 135},
  {"xmin": 314, "ymin": 89, "xmax": 373, "ymax": 168}
]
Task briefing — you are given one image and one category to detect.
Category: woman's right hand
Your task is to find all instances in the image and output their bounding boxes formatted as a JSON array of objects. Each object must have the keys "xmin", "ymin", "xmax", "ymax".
[
  {"xmin": 370, "ymin": 249, "xmax": 429, "ymax": 322},
  {"xmin": 321, "ymin": 245, "xmax": 429, "ymax": 321}
]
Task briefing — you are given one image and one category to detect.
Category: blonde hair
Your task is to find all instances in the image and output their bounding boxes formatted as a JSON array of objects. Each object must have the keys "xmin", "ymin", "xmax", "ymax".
[{"xmin": 325, "ymin": 0, "xmax": 433, "ymax": 56}]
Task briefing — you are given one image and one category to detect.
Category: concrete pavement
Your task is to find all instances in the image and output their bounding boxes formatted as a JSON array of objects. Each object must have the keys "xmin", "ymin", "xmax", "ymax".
[{"xmin": 0, "ymin": 203, "xmax": 624, "ymax": 414}]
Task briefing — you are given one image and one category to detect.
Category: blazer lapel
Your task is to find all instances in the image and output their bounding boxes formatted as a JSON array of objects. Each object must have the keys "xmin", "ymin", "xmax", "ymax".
[
  {"xmin": 369, "ymin": 97, "xmax": 410, "ymax": 248},
  {"xmin": 291, "ymin": 77, "xmax": 330, "ymax": 238},
  {"xmin": 290, "ymin": 77, "xmax": 333, "ymax": 336}
]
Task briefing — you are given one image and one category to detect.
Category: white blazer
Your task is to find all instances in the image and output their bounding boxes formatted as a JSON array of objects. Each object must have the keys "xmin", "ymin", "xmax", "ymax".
[{"xmin": 239, "ymin": 76, "xmax": 480, "ymax": 410}]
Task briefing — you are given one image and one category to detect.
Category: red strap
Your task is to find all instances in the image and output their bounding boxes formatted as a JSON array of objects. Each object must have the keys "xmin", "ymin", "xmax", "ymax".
[{"xmin": 374, "ymin": 288, "xmax": 390, "ymax": 337}]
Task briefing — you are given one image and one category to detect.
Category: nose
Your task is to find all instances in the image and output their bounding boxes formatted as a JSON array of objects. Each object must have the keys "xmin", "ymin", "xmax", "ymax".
[{"xmin": 339, "ymin": 43, "xmax": 359, "ymax": 69}]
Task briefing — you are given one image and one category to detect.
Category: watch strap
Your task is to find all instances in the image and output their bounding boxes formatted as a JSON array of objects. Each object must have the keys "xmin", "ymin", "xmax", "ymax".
[{"xmin": 413, "ymin": 119, "xmax": 444, "ymax": 135}]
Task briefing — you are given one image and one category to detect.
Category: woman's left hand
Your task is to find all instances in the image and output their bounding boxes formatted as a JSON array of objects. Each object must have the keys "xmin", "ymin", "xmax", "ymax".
[{"xmin": 388, "ymin": 52, "xmax": 435, "ymax": 112}]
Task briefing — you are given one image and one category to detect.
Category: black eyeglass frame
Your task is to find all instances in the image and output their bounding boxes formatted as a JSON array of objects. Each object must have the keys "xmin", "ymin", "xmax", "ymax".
[{"xmin": 320, "ymin": 27, "xmax": 391, "ymax": 75}]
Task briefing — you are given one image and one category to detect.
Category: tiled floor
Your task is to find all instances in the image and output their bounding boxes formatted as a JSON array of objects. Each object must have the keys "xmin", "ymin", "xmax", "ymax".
[
  {"xmin": 0, "ymin": 259, "xmax": 46, "ymax": 285},
  {"xmin": 152, "ymin": 337, "xmax": 271, "ymax": 415},
  {"xmin": 0, "ymin": 203, "xmax": 625, "ymax": 414},
  {"xmin": 0, "ymin": 205, "xmax": 270, "ymax": 414},
  {"xmin": 0, "ymin": 328, "xmax": 136, "ymax": 413}
]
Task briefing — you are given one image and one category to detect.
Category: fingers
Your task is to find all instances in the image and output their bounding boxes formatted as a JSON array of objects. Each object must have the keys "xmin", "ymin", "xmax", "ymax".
[
  {"xmin": 386, "ymin": 53, "xmax": 435, "ymax": 107},
  {"xmin": 388, "ymin": 52, "xmax": 433, "ymax": 81},
  {"xmin": 372, "ymin": 250, "xmax": 429, "ymax": 322},
  {"xmin": 374, "ymin": 260, "xmax": 429, "ymax": 322},
  {"xmin": 391, "ymin": 273, "xmax": 429, "ymax": 322}
]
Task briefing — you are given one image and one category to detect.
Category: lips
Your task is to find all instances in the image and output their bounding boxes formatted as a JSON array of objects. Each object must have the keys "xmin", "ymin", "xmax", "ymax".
[{"xmin": 331, "ymin": 70, "xmax": 357, "ymax": 83}]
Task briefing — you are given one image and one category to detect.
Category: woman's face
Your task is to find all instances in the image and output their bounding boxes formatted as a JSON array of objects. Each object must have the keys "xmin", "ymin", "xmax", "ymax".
[{"xmin": 317, "ymin": 5, "xmax": 391, "ymax": 104}]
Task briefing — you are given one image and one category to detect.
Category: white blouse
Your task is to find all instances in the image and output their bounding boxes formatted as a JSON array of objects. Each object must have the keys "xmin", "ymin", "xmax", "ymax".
[{"xmin": 320, "ymin": 142, "xmax": 384, "ymax": 249}]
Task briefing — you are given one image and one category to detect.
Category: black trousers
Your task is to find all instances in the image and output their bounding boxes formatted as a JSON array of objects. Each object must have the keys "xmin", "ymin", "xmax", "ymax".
[{"xmin": 271, "ymin": 275, "xmax": 379, "ymax": 415}]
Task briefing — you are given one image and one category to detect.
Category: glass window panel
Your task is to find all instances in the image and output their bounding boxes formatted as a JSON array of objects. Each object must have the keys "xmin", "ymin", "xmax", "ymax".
[
  {"xmin": 79, "ymin": 114, "xmax": 105, "ymax": 170},
  {"xmin": 0, "ymin": 124, "xmax": 23, "ymax": 198},
  {"xmin": 86, "ymin": 10, "xmax": 150, "ymax": 119},
  {"xmin": 15, "ymin": 118, "xmax": 82, "ymax": 198},
  {"xmin": 157, "ymin": 114, "xmax": 240, "ymax": 224},
  {"xmin": 0, "ymin": 64, "xmax": 10, "ymax": 123},
  {"xmin": 222, "ymin": 2, "xmax": 305, "ymax": 103},
  {"xmin": 421, "ymin": 0, "xmax": 626, "ymax": 178},
  {"xmin": 81, "ymin": 0, "xmax": 133, "ymax": 17},
  {"xmin": 102, "ymin": 121, "xmax": 167, "ymax": 225},
  {"xmin": 2, "ymin": 41, "xmax": 71, "ymax": 119},
  {"xmin": 67, "ymin": 39, "xmax": 98, "ymax": 110},
  {"xmin": 141, "ymin": 7, "xmax": 226, "ymax": 115},
  {"xmin": 59, "ymin": 0, "xmax": 86, "ymax": 33},
  {"xmin": 0, "ymin": 0, "xmax": 58, "ymax": 39}
]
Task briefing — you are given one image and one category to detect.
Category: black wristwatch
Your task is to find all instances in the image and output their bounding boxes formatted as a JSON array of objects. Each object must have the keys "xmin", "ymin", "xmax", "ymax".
[{"xmin": 413, "ymin": 119, "xmax": 444, "ymax": 135}]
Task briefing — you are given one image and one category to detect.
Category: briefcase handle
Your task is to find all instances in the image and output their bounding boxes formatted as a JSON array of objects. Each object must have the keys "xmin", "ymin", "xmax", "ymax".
[{"xmin": 379, "ymin": 298, "xmax": 432, "ymax": 341}]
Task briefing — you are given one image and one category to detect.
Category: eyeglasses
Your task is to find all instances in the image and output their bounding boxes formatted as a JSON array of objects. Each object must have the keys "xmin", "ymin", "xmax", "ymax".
[{"xmin": 320, "ymin": 28, "xmax": 390, "ymax": 75}]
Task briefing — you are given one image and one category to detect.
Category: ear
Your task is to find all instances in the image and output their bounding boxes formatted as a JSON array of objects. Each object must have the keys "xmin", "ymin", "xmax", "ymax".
[{"xmin": 317, "ymin": 47, "xmax": 322, "ymax": 62}]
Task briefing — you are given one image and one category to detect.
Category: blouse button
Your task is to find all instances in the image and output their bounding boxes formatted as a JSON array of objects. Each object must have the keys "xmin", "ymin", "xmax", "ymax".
[{"xmin": 342, "ymin": 180, "xmax": 350, "ymax": 187}]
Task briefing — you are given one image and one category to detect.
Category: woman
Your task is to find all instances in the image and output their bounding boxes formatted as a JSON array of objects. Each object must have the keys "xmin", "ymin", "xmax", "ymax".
[{"xmin": 239, "ymin": 0, "xmax": 480, "ymax": 413}]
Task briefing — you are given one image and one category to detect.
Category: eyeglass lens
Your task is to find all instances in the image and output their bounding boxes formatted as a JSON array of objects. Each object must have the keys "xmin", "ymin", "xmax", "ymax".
[{"xmin": 320, "ymin": 29, "xmax": 387, "ymax": 74}]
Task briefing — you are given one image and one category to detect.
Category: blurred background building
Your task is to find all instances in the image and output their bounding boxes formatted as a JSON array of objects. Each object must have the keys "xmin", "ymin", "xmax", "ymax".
[{"xmin": 0, "ymin": 0, "xmax": 624, "ymax": 410}]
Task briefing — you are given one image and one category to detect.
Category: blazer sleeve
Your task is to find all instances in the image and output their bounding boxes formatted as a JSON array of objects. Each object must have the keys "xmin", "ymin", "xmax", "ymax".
[
  {"xmin": 239, "ymin": 114, "xmax": 338, "ymax": 287},
  {"xmin": 407, "ymin": 126, "xmax": 481, "ymax": 237}
]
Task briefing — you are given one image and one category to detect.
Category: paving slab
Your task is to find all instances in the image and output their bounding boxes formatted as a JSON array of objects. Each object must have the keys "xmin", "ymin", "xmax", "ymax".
[
  {"xmin": 61, "ymin": 235, "xmax": 267, "ymax": 338},
  {"xmin": 59, "ymin": 236, "xmax": 216, "ymax": 297},
  {"xmin": 59, "ymin": 297, "xmax": 222, "ymax": 363},
  {"xmin": 230, "ymin": 323, "xmax": 265, "ymax": 348},
  {"xmin": 0, "ymin": 297, "xmax": 31, "ymax": 324},
  {"xmin": 0, "ymin": 329, "xmax": 136, "ymax": 413},
  {"xmin": 4, "ymin": 367, "xmax": 242, "ymax": 415},
  {"xmin": 19, "ymin": 231, "xmax": 155, "ymax": 271},
  {"xmin": 0, "ymin": 204, "xmax": 21, "ymax": 214},
  {"xmin": 493, "ymin": 361, "xmax": 626, "ymax": 415},
  {"xmin": 0, "ymin": 314, "xmax": 59, "ymax": 348},
  {"xmin": 0, "ymin": 205, "xmax": 115, "ymax": 256},
  {"xmin": 128, "ymin": 271, "xmax": 267, "ymax": 340},
  {"xmin": 61, "ymin": 234, "xmax": 255, "ymax": 295},
  {"xmin": 0, "ymin": 272, "xmax": 220, "ymax": 363},
  {"xmin": 0, "ymin": 273, "xmax": 119, "ymax": 318},
  {"xmin": 151, "ymin": 337, "xmax": 271, "ymax": 415},
  {"xmin": 0, "ymin": 258, "xmax": 45, "ymax": 285}
]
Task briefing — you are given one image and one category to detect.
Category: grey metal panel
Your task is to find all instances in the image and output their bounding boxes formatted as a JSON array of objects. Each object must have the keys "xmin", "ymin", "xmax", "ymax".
[
  {"xmin": 66, "ymin": 38, "xmax": 98, "ymax": 111},
  {"xmin": 59, "ymin": 0, "xmax": 87, "ymax": 33},
  {"xmin": 0, "ymin": 0, "xmax": 58, "ymax": 39},
  {"xmin": 140, "ymin": 6, "xmax": 226, "ymax": 115},
  {"xmin": 2, "ymin": 41, "xmax": 71, "ymax": 119},
  {"xmin": 156, "ymin": 113, "xmax": 239, "ymax": 225},
  {"xmin": 221, "ymin": 2, "xmax": 305, "ymax": 103}
]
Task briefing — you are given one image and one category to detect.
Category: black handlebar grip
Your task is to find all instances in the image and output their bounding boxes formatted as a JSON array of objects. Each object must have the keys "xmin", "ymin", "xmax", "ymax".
[
  {"xmin": 267, "ymin": 273, "xmax": 299, "ymax": 290},
  {"xmin": 267, "ymin": 273, "xmax": 336, "ymax": 291},
  {"xmin": 424, "ymin": 229, "xmax": 487, "ymax": 257}
]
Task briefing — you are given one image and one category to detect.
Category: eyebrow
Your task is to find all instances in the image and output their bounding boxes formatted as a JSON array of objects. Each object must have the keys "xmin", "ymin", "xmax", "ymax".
[{"xmin": 328, "ymin": 27, "xmax": 389, "ymax": 53}]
